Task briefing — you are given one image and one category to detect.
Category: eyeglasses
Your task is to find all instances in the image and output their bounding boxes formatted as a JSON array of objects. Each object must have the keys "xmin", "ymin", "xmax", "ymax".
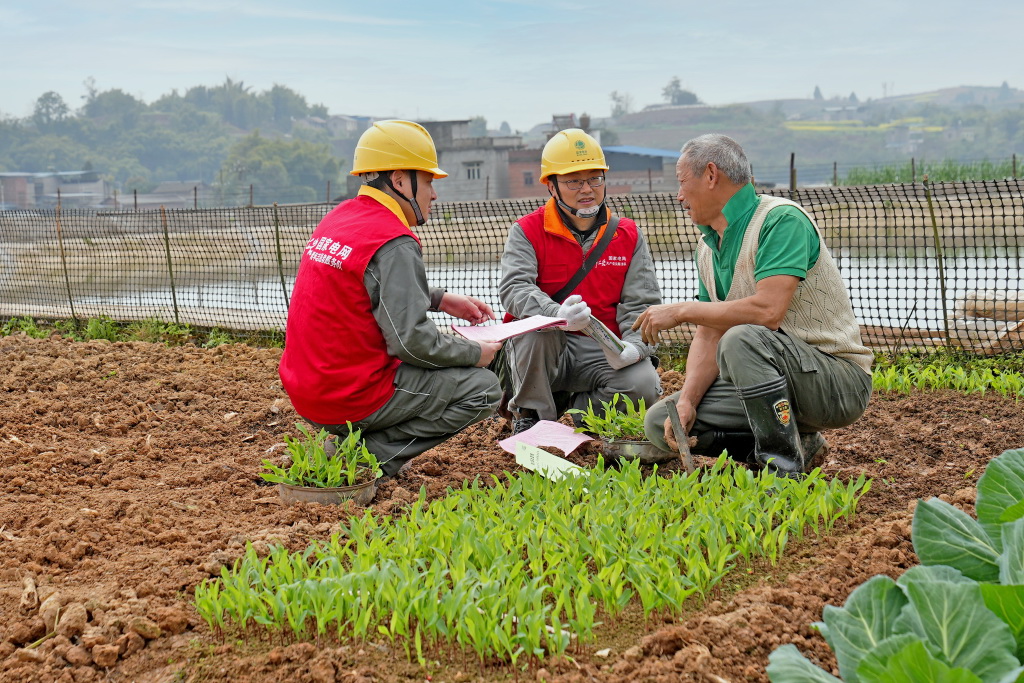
[{"xmin": 557, "ymin": 175, "xmax": 605, "ymax": 190}]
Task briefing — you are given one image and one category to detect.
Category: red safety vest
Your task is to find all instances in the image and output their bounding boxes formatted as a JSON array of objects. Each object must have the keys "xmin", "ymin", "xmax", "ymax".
[
  {"xmin": 505, "ymin": 200, "xmax": 638, "ymax": 335},
  {"xmin": 279, "ymin": 193, "xmax": 417, "ymax": 424}
]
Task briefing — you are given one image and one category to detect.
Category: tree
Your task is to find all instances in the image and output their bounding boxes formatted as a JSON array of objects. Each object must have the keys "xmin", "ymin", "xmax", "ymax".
[
  {"xmin": 609, "ymin": 91, "xmax": 632, "ymax": 117},
  {"xmin": 218, "ymin": 132, "xmax": 341, "ymax": 204},
  {"xmin": 662, "ymin": 77, "xmax": 699, "ymax": 106},
  {"xmin": 813, "ymin": 85, "xmax": 823, "ymax": 101},
  {"xmin": 260, "ymin": 84, "xmax": 313, "ymax": 130},
  {"xmin": 32, "ymin": 92, "xmax": 70, "ymax": 132},
  {"xmin": 82, "ymin": 88, "xmax": 145, "ymax": 128},
  {"xmin": 849, "ymin": 92, "xmax": 859, "ymax": 105}
]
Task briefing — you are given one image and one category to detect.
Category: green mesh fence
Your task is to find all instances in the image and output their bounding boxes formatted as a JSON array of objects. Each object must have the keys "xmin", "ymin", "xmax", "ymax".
[{"xmin": 2, "ymin": 180, "xmax": 1022, "ymax": 358}]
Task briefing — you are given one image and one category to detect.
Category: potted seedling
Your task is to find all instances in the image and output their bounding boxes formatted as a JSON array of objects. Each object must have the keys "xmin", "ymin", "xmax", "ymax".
[
  {"xmin": 568, "ymin": 394, "xmax": 672, "ymax": 465},
  {"xmin": 260, "ymin": 423, "xmax": 383, "ymax": 505}
]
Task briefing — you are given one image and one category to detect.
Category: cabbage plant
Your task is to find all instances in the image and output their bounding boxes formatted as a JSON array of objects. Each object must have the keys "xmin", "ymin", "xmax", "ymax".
[{"xmin": 768, "ymin": 448, "xmax": 1024, "ymax": 683}]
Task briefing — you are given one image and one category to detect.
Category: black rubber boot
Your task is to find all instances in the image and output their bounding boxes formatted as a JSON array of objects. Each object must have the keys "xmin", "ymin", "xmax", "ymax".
[
  {"xmin": 692, "ymin": 430, "xmax": 757, "ymax": 465},
  {"xmin": 735, "ymin": 376, "xmax": 808, "ymax": 477}
]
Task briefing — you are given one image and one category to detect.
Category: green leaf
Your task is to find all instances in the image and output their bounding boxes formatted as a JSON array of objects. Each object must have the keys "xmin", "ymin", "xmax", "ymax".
[
  {"xmin": 913, "ymin": 498, "xmax": 1000, "ymax": 582},
  {"xmin": 980, "ymin": 584, "xmax": 1024, "ymax": 661},
  {"xmin": 898, "ymin": 570, "xmax": 1020, "ymax": 681},
  {"xmin": 820, "ymin": 574, "xmax": 907, "ymax": 682},
  {"xmin": 977, "ymin": 449, "xmax": 1024, "ymax": 526},
  {"xmin": 1004, "ymin": 500, "xmax": 1024, "ymax": 525},
  {"xmin": 766, "ymin": 644, "xmax": 843, "ymax": 682},
  {"xmin": 1000, "ymin": 519, "xmax": 1024, "ymax": 585},
  {"xmin": 857, "ymin": 640, "xmax": 984, "ymax": 683},
  {"xmin": 854, "ymin": 633, "xmax": 927, "ymax": 679}
]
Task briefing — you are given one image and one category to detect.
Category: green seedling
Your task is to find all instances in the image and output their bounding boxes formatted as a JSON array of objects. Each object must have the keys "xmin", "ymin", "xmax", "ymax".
[
  {"xmin": 197, "ymin": 456, "xmax": 870, "ymax": 666},
  {"xmin": 260, "ymin": 422, "xmax": 382, "ymax": 488},
  {"xmin": 568, "ymin": 393, "xmax": 647, "ymax": 440}
]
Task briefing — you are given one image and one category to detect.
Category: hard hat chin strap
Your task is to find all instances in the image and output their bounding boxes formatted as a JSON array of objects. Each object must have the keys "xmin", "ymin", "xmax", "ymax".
[
  {"xmin": 552, "ymin": 181, "xmax": 603, "ymax": 219},
  {"xmin": 384, "ymin": 171, "xmax": 426, "ymax": 226}
]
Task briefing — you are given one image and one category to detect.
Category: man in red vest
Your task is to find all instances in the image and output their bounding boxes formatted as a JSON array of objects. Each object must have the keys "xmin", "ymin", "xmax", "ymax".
[
  {"xmin": 279, "ymin": 120, "xmax": 503, "ymax": 479},
  {"xmin": 498, "ymin": 129, "xmax": 662, "ymax": 434}
]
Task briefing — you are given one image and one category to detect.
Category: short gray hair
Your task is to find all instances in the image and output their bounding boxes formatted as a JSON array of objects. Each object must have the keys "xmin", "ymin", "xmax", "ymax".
[{"xmin": 679, "ymin": 134, "xmax": 752, "ymax": 185}]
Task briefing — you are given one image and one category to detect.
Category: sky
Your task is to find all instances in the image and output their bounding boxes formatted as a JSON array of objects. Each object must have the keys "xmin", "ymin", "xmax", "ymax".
[{"xmin": 1, "ymin": 0, "xmax": 1021, "ymax": 133}]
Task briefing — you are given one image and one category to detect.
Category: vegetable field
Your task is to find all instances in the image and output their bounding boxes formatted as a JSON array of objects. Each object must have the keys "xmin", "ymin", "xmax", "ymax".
[{"xmin": 1, "ymin": 334, "xmax": 1023, "ymax": 682}]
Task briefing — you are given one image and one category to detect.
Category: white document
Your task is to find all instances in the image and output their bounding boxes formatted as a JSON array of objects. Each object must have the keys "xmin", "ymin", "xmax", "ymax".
[
  {"xmin": 454, "ymin": 314, "xmax": 626, "ymax": 356},
  {"xmin": 515, "ymin": 442, "xmax": 583, "ymax": 482},
  {"xmin": 452, "ymin": 315, "xmax": 566, "ymax": 343}
]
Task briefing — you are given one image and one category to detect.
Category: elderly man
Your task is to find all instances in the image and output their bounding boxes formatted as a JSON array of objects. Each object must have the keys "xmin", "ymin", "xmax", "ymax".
[
  {"xmin": 279, "ymin": 120, "xmax": 502, "ymax": 479},
  {"xmin": 635, "ymin": 134, "xmax": 872, "ymax": 476}
]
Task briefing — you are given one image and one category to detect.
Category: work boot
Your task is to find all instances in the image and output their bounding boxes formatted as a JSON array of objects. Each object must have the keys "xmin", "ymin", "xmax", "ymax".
[
  {"xmin": 511, "ymin": 409, "xmax": 538, "ymax": 435},
  {"xmin": 736, "ymin": 376, "xmax": 811, "ymax": 478},
  {"xmin": 801, "ymin": 432, "xmax": 828, "ymax": 471}
]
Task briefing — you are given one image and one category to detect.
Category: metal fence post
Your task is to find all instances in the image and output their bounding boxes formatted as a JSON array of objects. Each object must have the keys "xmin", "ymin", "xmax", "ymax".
[
  {"xmin": 923, "ymin": 175, "xmax": 951, "ymax": 347},
  {"xmin": 789, "ymin": 153, "xmax": 796, "ymax": 198},
  {"xmin": 273, "ymin": 203, "xmax": 290, "ymax": 310},
  {"xmin": 160, "ymin": 206, "xmax": 180, "ymax": 325},
  {"xmin": 55, "ymin": 192, "xmax": 79, "ymax": 325}
]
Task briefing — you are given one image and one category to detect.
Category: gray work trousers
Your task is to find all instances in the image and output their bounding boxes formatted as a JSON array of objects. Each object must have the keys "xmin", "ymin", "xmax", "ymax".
[
  {"xmin": 312, "ymin": 363, "xmax": 501, "ymax": 477},
  {"xmin": 645, "ymin": 324, "xmax": 872, "ymax": 451},
  {"xmin": 507, "ymin": 330, "xmax": 661, "ymax": 421}
]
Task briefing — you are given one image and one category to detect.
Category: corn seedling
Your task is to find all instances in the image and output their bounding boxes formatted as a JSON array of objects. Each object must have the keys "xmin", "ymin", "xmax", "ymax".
[
  {"xmin": 197, "ymin": 457, "xmax": 870, "ymax": 667},
  {"xmin": 568, "ymin": 393, "xmax": 647, "ymax": 440},
  {"xmin": 260, "ymin": 422, "xmax": 382, "ymax": 488}
]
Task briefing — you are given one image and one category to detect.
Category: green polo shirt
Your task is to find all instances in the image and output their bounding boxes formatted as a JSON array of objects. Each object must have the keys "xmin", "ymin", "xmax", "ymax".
[{"xmin": 696, "ymin": 183, "xmax": 820, "ymax": 301}]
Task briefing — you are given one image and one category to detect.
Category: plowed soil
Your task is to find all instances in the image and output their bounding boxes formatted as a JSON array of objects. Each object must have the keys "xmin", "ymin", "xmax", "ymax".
[{"xmin": 1, "ymin": 334, "xmax": 1021, "ymax": 683}]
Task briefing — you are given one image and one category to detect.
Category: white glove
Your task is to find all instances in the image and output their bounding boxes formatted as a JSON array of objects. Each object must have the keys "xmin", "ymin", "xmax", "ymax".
[
  {"xmin": 603, "ymin": 342, "xmax": 642, "ymax": 370},
  {"xmin": 556, "ymin": 294, "xmax": 591, "ymax": 332}
]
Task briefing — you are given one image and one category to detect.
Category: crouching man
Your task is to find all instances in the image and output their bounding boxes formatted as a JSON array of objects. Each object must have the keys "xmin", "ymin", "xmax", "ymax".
[{"xmin": 279, "ymin": 120, "xmax": 502, "ymax": 478}]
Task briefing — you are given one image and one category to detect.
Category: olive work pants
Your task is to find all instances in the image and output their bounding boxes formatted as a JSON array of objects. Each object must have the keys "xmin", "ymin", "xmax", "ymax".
[
  {"xmin": 311, "ymin": 363, "xmax": 501, "ymax": 478},
  {"xmin": 506, "ymin": 330, "xmax": 661, "ymax": 421},
  {"xmin": 644, "ymin": 324, "xmax": 872, "ymax": 451}
]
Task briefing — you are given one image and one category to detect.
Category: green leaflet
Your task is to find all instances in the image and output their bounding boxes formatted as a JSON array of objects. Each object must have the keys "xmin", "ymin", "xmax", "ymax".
[
  {"xmin": 1000, "ymin": 519, "xmax": 1024, "ymax": 585},
  {"xmin": 857, "ymin": 640, "xmax": 984, "ymax": 683},
  {"xmin": 980, "ymin": 584, "xmax": 1024, "ymax": 662},
  {"xmin": 819, "ymin": 575, "xmax": 908, "ymax": 683},
  {"xmin": 766, "ymin": 644, "xmax": 844, "ymax": 682},
  {"xmin": 897, "ymin": 567, "xmax": 1020, "ymax": 681},
  {"xmin": 977, "ymin": 449, "xmax": 1024, "ymax": 527},
  {"xmin": 912, "ymin": 498, "xmax": 1000, "ymax": 582}
]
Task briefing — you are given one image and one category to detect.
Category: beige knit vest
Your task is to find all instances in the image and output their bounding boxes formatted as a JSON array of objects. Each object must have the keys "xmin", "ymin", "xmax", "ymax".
[{"xmin": 696, "ymin": 195, "xmax": 873, "ymax": 374}]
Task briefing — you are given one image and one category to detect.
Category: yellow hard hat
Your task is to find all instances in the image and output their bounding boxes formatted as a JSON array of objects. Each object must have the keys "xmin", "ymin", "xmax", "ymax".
[
  {"xmin": 350, "ymin": 120, "xmax": 447, "ymax": 178},
  {"xmin": 540, "ymin": 128, "xmax": 608, "ymax": 182}
]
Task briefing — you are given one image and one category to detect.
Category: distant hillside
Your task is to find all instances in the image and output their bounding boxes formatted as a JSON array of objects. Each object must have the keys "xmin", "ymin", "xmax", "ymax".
[{"xmin": 600, "ymin": 85, "xmax": 1024, "ymax": 185}]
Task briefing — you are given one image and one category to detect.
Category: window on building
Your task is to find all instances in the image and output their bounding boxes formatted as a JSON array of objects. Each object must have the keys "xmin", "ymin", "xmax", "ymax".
[
  {"xmin": 523, "ymin": 171, "xmax": 534, "ymax": 186},
  {"xmin": 465, "ymin": 162, "xmax": 482, "ymax": 180}
]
